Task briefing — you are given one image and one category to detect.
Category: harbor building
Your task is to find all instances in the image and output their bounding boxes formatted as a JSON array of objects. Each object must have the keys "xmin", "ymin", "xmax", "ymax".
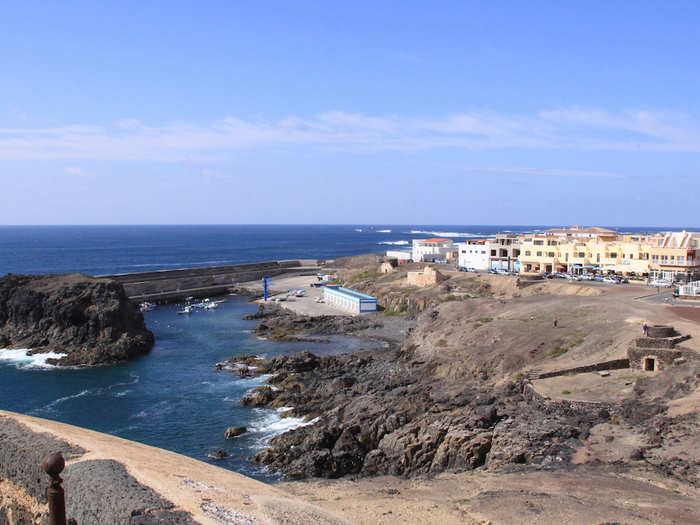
[
  {"xmin": 412, "ymin": 238, "xmax": 454, "ymax": 263},
  {"xmin": 323, "ymin": 285, "xmax": 377, "ymax": 314},
  {"xmin": 456, "ymin": 240, "xmax": 490, "ymax": 270}
]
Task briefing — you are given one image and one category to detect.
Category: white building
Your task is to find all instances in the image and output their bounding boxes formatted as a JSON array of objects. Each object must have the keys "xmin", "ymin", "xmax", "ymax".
[
  {"xmin": 323, "ymin": 286, "xmax": 377, "ymax": 314},
  {"xmin": 411, "ymin": 238, "xmax": 454, "ymax": 263},
  {"xmin": 456, "ymin": 241, "xmax": 490, "ymax": 270},
  {"xmin": 386, "ymin": 250, "xmax": 412, "ymax": 262}
]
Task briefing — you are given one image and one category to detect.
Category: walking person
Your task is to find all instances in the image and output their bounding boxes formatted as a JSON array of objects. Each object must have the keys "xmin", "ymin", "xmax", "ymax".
[
  {"xmin": 642, "ymin": 322, "xmax": 648, "ymax": 337},
  {"xmin": 553, "ymin": 316, "xmax": 558, "ymax": 328}
]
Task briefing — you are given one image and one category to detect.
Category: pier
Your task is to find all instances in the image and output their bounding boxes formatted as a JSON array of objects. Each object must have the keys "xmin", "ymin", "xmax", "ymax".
[{"xmin": 103, "ymin": 259, "xmax": 322, "ymax": 303}]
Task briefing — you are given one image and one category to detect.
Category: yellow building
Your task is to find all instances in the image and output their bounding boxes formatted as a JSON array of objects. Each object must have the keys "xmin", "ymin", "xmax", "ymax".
[{"xmin": 518, "ymin": 228, "xmax": 700, "ymax": 281}]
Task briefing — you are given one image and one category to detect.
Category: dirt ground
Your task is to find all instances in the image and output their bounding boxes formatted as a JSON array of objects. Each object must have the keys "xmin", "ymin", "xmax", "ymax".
[{"xmin": 282, "ymin": 467, "xmax": 700, "ymax": 525}]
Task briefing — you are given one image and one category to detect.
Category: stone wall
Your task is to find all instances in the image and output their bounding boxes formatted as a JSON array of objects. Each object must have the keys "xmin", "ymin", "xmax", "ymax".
[
  {"xmin": 628, "ymin": 347, "xmax": 683, "ymax": 372},
  {"xmin": 536, "ymin": 359, "xmax": 630, "ymax": 380},
  {"xmin": 522, "ymin": 381, "xmax": 621, "ymax": 417},
  {"xmin": 406, "ymin": 266, "xmax": 448, "ymax": 287},
  {"xmin": 0, "ymin": 416, "xmax": 197, "ymax": 525},
  {"xmin": 104, "ymin": 261, "xmax": 313, "ymax": 302}
]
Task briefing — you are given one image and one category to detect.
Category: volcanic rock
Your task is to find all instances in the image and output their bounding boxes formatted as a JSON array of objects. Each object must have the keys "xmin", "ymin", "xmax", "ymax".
[{"xmin": 0, "ymin": 273, "xmax": 154, "ymax": 366}]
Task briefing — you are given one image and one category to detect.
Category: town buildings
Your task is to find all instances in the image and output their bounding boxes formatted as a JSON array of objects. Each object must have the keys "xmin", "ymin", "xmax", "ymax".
[{"xmin": 395, "ymin": 227, "xmax": 700, "ymax": 282}]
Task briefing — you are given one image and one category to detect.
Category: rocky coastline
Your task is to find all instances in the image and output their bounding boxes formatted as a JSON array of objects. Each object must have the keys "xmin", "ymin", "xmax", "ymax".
[
  {"xmin": 0, "ymin": 273, "xmax": 154, "ymax": 366},
  {"xmin": 224, "ymin": 300, "xmax": 699, "ymax": 487}
]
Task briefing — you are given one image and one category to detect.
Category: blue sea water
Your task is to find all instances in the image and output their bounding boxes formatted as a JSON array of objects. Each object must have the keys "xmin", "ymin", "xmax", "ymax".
[{"xmin": 0, "ymin": 224, "xmax": 689, "ymax": 480}]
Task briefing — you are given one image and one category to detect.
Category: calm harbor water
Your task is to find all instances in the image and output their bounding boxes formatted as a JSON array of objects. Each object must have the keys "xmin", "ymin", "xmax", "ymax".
[{"xmin": 0, "ymin": 224, "xmax": 687, "ymax": 479}]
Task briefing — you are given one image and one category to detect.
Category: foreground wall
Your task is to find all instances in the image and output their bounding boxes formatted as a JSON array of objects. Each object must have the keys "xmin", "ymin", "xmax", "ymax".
[{"xmin": 0, "ymin": 411, "xmax": 351, "ymax": 525}]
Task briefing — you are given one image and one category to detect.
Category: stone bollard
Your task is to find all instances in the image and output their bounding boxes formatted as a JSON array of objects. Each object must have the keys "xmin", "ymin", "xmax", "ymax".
[{"xmin": 42, "ymin": 452, "xmax": 67, "ymax": 525}]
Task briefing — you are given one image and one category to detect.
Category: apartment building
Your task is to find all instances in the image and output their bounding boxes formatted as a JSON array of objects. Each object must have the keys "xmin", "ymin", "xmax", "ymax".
[
  {"xmin": 411, "ymin": 238, "xmax": 454, "ymax": 262},
  {"xmin": 485, "ymin": 234, "xmax": 521, "ymax": 271},
  {"xmin": 517, "ymin": 228, "xmax": 700, "ymax": 281},
  {"xmin": 456, "ymin": 240, "xmax": 490, "ymax": 270}
]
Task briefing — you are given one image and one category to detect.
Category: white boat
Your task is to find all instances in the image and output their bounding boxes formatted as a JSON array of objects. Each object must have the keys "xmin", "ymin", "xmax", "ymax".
[
  {"xmin": 177, "ymin": 306, "xmax": 193, "ymax": 315},
  {"xmin": 139, "ymin": 301, "xmax": 156, "ymax": 312},
  {"xmin": 204, "ymin": 302, "xmax": 219, "ymax": 309}
]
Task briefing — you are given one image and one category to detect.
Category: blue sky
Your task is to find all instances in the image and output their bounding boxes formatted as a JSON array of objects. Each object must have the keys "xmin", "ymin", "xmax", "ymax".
[{"xmin": 1, "ymin": 1, "xmax": 699, "ymax": 226}]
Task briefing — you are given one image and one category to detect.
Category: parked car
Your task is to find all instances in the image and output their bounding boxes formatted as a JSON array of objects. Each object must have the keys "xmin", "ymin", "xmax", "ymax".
[
  {"xmin": 650, "ymin": 279, "xmax": 673, "ymax": 287},
  {"xmin": 580, "ymin": 274, "xmax": 594, "ymax": 281},
  {"xmin": 593, "ymin": 275, "xmax": 604, "ymax": 282},
  {"xmin": 602, "ymin": 276, "xmax": 619, "ymax": 284},
  {"xmin": 487, "ymin": 269, "xmax": 498, "ymax": 274},
  {"xmin": 466, "ymin": 267, "xmax": 477, "ymax": 273}
]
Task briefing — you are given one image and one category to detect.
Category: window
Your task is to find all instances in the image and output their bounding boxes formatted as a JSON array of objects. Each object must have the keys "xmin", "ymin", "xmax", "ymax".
[
  {"xmin": 534, "ymin": 240, "xmax": 544, "ymax": 246},
  {"xmin": 490, "ymin": 250, "xmax": 497, "ymax": 256},
  {"xmin": 548, "ymin": 252, "xmax": 555, "ymax": 257},
  {"xmin": 609, "ymin": 252, "xmax": 617, "ymax": 258},
  {"xmin": 536, "ymin": 251, "xmax": 542, "ymax": 256},
  {"xmin": 578, "ymin": 252, "xmax": 585, "ymax": 258},
  {"xmin": 525, "ymin": 251, "xmax": 531, "ymax": 256},
  {"xmin": 597, "ymin": 254, "xmax": 600, "ymax": 262},
  {"xmin": 678, "ymin": 256, "xmax": 685, "ymax": 265}
]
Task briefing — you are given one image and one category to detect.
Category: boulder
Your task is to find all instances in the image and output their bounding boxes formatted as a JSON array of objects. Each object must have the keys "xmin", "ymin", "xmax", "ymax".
[{"xmin": 224, "ymin": 426, "xmax": 247, "ymax": 439}]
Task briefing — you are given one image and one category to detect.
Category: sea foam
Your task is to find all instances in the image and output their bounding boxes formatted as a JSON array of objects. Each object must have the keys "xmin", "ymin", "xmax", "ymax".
[
  {"xmin": 248, "ymin": 407, "xmax": 320, "ymax": 450},
  {"xmin": 378, "ymin": 240, "xmax": 409, "ymax": 245},
  {"xmin": 408, "ymin": 229, "xmax": 482, "ymax": 238},
  {"xmin": 0, "ymin": 349, "xmax": 67, "ymax": 369}
]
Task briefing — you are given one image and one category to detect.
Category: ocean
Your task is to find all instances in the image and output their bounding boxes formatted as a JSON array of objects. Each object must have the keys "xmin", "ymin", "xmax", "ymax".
[{"xmin": 0, "ymin": 224, "xmax": 686, "ymax": 480}]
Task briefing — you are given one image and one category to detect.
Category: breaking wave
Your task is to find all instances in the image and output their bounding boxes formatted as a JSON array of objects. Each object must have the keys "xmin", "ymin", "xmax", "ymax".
[
  {"xmin": 248, "ymin": 407, "xmax": 319, "ymax": 451},
  {"xmin": 0, "ymin": 349, "xmax": 67, "ymax": 369},
  {"xmin": 377, "ymin": 229, "xmax": 392, "ymax": 233},
  {"xmin": 377, "ymin": 240, "xmax": 409, "ymax": 245},
  {"xmin": 407, "ymin": 230, "xmax": 481, "ymax": 238}
]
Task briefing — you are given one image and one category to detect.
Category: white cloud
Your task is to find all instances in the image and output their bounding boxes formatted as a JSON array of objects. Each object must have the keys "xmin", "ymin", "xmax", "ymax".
[
  {"xmin": 64, "ymin": 166, "xmax": 90, "ymax": 176},
  {"xmin": 459, "ymin": 166, "xmax": 625, "ymax": 178},
  {"xmin": 1, "ymin": 107, "xmax": 699, "ymax": 161}
]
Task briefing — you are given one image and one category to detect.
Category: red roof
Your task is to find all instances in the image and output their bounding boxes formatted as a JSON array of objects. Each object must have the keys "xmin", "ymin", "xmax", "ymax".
[{"xmin": 423, "ymin": 237, "xmax": 450, "ymax": 243}]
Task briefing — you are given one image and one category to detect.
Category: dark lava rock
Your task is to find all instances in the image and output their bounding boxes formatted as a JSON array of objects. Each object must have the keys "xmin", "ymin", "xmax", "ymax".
[
  {"xmin": 224, "ymin": 426, "xmax": 247, "ymax": 439},
  {"xmin": 0, "ymin": 273, "xmax": 154, "ymax": 366},
  {"xmin": 211, "ymin": 450, "xmax": 229, "ymax": 459}
]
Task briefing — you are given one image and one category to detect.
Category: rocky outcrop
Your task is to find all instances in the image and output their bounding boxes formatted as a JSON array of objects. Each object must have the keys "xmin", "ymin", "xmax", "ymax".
[
  {"xmin": 244, "ymin": 303, "xmax": 380, "ymax": 340},
  {"xmin": 225, "ymin": 349, "xmax": 609, "ymax": 480},
  {"xmin": 0, "ymin": 273, "xmax": 154, "ymax": 366}
]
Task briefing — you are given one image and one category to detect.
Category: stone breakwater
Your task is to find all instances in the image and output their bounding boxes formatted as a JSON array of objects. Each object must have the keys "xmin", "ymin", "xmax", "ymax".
[
  {"xmin": 0, "ymin": 273, "xmax": 154, "ymax": 366},
  {"xmin": 107, "ymin": 260, "xmax": 317, "ymax": 303}
]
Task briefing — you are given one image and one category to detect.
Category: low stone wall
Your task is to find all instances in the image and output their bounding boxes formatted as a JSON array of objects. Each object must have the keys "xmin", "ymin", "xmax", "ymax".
[
  {"xmin": 646, "ymin": 325, "xmax": 675, "ymax": 338},
  {"xmin": 522, "ymin": 381, "xmax": 620, "ymax": 417},
  {"xmin": 634, "ymin": 335, "xmax": 691, "ymax": 349},
  {"xmin": 0, "ymin": 416, "xmax": 196, "ymax": 525},
  {"xmin": 536, "ymin": 359, "xmax": 630, "ymax": 380}
]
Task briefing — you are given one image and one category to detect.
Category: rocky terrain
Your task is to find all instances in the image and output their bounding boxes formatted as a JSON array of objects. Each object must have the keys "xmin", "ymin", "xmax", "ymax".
[
  {"xmin": 228, "ymin": 257, "xmax": 699, "ymax": 495},
  {"xmin": 0, "ymin": 273, "xmax": 154, "ymax": 366}
]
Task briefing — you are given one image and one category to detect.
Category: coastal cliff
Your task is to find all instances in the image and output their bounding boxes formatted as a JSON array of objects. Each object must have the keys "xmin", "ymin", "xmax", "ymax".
[{"xmin": 0, "ymin": 273, "xmax": 154, "ymax": 366}]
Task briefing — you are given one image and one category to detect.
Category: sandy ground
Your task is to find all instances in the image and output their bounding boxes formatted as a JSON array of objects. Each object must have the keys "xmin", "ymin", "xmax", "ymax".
[{"xmin": 282, "ymin": 467, "xmax": 700, "ymax": 525}]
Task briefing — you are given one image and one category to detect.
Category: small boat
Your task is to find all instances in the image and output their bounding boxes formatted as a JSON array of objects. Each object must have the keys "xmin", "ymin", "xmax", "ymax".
[
  {"xmin": 139, "ymin": 301, "xmax": 156, "ymax": 312},
  {"xmin": 295, "ymin": 289, "xmax": 306, "ymax": 297},
  {"xmin": 204, "ymin": 302, "xmax": 219, "ymax": 310},
  {"xmin": 177, "ymin": 306, "xmax": 193, "ymax": 315}
]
